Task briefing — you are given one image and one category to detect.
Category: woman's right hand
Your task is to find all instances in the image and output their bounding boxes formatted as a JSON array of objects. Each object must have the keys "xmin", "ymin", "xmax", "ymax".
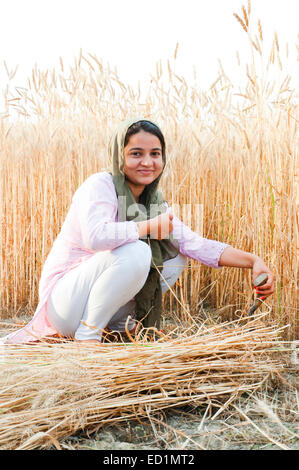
[
  {"xmin": 137, "ymin": 213, "xmax": 174, "ymax": 240},
  {"xmin": 149, "ymin": 213, "xmax": 174, "ymax": 240}
]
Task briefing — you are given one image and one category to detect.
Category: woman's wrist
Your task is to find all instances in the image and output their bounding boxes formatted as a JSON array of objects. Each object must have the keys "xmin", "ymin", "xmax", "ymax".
[
  {"xmin": 250, "ymin": 254, "xmax": 262, "ymax": 268},
  {"xmin": 136, "ymin": 220, "xmax": 149, "ymax": 238},
  {"xmin": 219, "ymin": 247, "xmax": 260, "ymax": 268}
]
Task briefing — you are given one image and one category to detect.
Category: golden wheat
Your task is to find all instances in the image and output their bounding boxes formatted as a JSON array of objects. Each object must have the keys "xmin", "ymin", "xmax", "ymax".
[
  {"xmin": 242, "ymin": 5, "xmax": 249, "ymax": 28},
  {"xmin": 0, "ymin": 17, "xmax": 298, "ymax": 339},
  {"xmin": 233, "ymin": 13, "xmax": 248, "ymax": 33},
  {"xmin": 258, "ymin": 19, "xmax": 263, "ymax": 42}
]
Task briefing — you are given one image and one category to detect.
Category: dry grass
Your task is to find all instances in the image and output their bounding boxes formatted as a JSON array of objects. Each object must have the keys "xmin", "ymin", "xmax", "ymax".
[{"xmin": 0, "ymin": 314, "xmax": 294, "ymax": 450}]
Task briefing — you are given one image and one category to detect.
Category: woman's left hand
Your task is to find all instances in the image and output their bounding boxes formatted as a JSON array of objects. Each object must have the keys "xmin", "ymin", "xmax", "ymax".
[
  {"xmin": 218, "ymin": 247, "xmax": 275, "ymax": 299},
  {"xmin": 252, "ymin": 257, "xmax": 275, "ymax": 299}
]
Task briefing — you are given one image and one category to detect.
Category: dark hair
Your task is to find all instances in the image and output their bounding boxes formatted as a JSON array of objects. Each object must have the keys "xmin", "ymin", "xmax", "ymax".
[{"xmin": 124, "ymin": 120, "xmax": 165, "ymax": 155}]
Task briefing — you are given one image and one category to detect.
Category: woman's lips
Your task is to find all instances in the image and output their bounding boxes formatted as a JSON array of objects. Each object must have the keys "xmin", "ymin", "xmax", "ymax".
[{"xmin": 137, "ymin": 170, "xmax": 154, "ymax": 175}]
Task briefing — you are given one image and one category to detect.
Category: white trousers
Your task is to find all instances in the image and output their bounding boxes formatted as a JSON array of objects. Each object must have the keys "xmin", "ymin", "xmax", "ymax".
[{"xmin": 46, "ymin": 240, "xmax": 187, "ymax": 341}]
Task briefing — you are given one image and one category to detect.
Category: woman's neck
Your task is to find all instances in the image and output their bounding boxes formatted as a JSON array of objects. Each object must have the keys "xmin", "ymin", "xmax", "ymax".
[{"xmin": 126, "ymin": 181, "xmax": 145, "ymax": 203}]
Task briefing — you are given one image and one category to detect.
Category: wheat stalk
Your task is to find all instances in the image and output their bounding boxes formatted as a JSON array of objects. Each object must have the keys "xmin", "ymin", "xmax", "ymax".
[
  {"xmin": 242, "ymin": 5, "xmax": 249, "ymax": 28},
  {"xmin": 258, "ymin": 19, "xmax": 263, "ymax": 42},
  {"xmin": 233, "ymin": 13, "xmax": 248, "ymax": 33}
]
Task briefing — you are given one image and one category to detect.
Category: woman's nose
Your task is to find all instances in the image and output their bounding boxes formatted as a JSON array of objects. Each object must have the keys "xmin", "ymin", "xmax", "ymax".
[{"xmin": 141, "ymin": 154, "xmax": 152, "ymax": 166}]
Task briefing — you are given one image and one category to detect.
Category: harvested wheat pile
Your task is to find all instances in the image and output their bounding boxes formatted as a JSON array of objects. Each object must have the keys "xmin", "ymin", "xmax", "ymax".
[{"xmin": 0, "ymin": 315, "xmax": 288, "ymax": 450}]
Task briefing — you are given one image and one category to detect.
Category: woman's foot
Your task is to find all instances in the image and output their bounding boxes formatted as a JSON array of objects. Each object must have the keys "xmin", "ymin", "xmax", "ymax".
[{"xmin": 74, "ymin": 338, "xmax": 101, "ymax": 344}]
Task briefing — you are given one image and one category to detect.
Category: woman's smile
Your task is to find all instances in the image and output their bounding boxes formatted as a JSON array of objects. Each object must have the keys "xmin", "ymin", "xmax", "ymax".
[{"xmin": 138, "ymin": 169, "xmax": 154, "ymax": 174}]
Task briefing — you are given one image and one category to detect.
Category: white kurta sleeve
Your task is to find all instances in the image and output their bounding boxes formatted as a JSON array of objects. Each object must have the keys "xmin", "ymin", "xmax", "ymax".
[
  {"xmin": 166, "ymin": 205, "xmax": 230, "ymax": 268},
  {"xmin": 72, "ymin": 173, "xmax": 139, "ymax": 252}
]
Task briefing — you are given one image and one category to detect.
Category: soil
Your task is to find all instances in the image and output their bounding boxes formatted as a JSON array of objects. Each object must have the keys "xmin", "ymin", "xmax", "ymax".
[{"xmin": 61, "ymin": 417, "xmax": 298, "ymax": 451}]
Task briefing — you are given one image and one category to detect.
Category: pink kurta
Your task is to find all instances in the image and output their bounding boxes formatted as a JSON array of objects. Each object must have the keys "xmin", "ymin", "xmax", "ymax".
[{"xmin": 0, "ymin": 172, "xmax": 229, "ymax": 344}]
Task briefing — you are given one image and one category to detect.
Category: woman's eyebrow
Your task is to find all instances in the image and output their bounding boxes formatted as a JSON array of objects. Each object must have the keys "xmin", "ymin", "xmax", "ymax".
[{"xmin": 129, "ymin": 147, "xmax": 162, "ymax": 151}]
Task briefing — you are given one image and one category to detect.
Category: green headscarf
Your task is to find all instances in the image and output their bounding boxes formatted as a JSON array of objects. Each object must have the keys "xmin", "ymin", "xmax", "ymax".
[{"xmin": 108, "ymin": 117, "xmax": 179, "ymax": 330}]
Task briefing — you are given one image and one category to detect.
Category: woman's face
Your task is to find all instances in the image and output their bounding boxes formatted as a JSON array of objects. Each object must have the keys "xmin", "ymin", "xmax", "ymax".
[{"xmin": 123, "ymin": 130, "xmax": 163, "ymax": 190}]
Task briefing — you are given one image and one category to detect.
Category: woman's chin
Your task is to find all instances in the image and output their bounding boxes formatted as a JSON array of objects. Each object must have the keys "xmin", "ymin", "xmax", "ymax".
[
  {"xmin": 125, "ymin": 172, "xmax": 160, "ymax": 188},
  {"xmin": 134, "ymin": 175, "xmax": 156, "ymax": 185}
]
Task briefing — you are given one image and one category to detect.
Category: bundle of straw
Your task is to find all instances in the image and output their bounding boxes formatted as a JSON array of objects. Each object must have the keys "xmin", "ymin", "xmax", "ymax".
[{"xmin": 0, "ymin": 315, "xmax": 287, "ymax": 450}]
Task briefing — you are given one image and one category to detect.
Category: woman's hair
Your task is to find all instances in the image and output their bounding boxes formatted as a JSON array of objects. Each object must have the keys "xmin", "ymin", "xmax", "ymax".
[{"xmin": 124, "ymin": 120, "xmax": 165, "ymax": 155}]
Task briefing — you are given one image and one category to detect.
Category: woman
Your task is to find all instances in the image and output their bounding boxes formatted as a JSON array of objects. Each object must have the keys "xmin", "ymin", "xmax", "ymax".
[{"xmin": 0, "ymin": 118, "xmax": 275, "ymax": 345}]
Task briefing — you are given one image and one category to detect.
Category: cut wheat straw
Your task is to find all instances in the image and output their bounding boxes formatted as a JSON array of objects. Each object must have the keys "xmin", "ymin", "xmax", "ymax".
[{"xmin": 0, "ymin": 315, "xmax": 290, "ymax": 450}]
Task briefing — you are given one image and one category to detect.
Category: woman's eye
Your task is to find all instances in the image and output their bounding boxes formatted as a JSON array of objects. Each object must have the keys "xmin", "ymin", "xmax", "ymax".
[{"xmin": 130, "ymin": 151, "xmax": 161, "ymax": 157}]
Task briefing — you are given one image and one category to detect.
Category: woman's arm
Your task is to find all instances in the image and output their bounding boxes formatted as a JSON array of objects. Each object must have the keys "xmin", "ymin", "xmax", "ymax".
[
  {"xmin": 165, "ymin": 208, "xmax": 230, "ymax": 269},
  {"xmin": 73, "ymin": 173, "xmax": 139, "ymax": 251},
  {"xmin": 219, "ymin": 246, "xmax": 275, "ymax": 299},
  {"xmin": 163, "ymin": 203, "xmax": 275, "ymax": 299}
]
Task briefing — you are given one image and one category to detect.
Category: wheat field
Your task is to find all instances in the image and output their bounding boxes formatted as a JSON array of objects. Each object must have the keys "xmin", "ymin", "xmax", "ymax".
[{"xmin": 0, "ymin": 7, "xmax": 298, "ymax": 339}]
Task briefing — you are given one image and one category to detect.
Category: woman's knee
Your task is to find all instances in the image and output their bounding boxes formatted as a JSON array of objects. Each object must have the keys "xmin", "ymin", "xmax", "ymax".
[
  {"xmin": 133, "ymin": 240, "xmax": 152, "ymax": 270},
  {"xmin": 113, "ymin": 240, "xmax": 152, "ymax": 278}
]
